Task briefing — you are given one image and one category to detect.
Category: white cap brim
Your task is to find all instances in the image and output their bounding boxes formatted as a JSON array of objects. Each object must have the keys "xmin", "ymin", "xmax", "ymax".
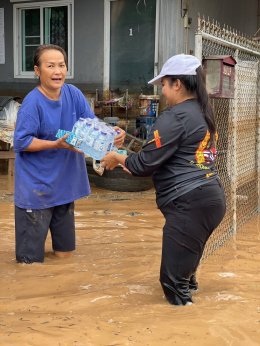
[
  {"xmin": 148, "ymin": 54, "xmax": 201, "ymax": 86},
  {"xmin": 148, "ymin": 74, "xmax": 166, "ymax": 85}
]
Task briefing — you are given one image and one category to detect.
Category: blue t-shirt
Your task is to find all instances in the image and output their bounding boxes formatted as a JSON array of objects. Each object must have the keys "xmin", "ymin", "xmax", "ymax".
[{"xmin": 14, "ymin": 84, "xmax": 95, "ymax": 209}]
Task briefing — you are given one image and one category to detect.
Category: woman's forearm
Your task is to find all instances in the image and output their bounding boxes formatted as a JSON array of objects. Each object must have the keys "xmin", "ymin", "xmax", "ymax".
[
  {"xmin": 25, "ymin": 138, "xmax": 57, "ymax": 152},
  {"xmin": 114, "ymin": 153, "xmax": 127, "ymax": 166}
]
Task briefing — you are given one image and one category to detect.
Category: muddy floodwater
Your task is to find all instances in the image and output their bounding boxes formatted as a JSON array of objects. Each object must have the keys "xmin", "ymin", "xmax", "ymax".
[{"xmin": 0, "ymin": 174, "xmax": 259, "ymax": 346}]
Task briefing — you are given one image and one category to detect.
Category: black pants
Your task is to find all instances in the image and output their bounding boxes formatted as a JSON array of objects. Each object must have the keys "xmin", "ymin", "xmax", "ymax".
[
  {"xmin": 15, "ymin": 203, "xmax": 75, "ymax": 263},
  {"xmin": 159, "ymin": 179, "xmax": 226, "ymax": 305}
]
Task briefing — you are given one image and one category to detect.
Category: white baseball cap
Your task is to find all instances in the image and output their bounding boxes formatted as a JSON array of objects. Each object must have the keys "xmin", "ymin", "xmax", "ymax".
[{"xmin": 148, "ymin": 54, "xmax": 201, "ymax": 85}]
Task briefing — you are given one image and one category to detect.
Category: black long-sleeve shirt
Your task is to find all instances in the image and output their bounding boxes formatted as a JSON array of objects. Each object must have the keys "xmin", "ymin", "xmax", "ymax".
[{"xmin": 125, "ymin": 99, "xmax": 218, "ymax": 208}]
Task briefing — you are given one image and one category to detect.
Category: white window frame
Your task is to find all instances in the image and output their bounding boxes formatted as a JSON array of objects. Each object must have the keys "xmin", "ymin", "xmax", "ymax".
[
  {"xmin": 13, "ymin": 0, "xmax": 74, "ymax": 79},
  {"xmin": 103, "ymin": 0, "xmax": 116, "ymax": 92}
]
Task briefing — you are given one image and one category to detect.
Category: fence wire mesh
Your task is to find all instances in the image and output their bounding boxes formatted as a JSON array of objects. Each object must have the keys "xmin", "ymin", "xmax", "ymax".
[{"xmin": 196, "ymin": 18, "xmax": 260, "ymax": 259}]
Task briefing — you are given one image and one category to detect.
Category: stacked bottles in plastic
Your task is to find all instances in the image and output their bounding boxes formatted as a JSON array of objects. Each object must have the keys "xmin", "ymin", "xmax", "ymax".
[{"xmin": 56, "ymin": 117, "xmax": 118, "ymax": 160}]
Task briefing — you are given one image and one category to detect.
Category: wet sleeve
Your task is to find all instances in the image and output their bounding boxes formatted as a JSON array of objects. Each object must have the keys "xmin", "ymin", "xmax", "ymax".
[
  {"xmin": 125, "ymin": 112, "xmax": 185, "ymax": 177},
  {"xmin": 13, "ymin": 111, "xmax": 39, "ymax": 152}
]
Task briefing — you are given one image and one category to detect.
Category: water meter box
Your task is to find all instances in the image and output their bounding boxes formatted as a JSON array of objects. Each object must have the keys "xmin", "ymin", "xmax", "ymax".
[{"xmin": 203, "ymin": 55, "xmax": 236, "ymax": 99}]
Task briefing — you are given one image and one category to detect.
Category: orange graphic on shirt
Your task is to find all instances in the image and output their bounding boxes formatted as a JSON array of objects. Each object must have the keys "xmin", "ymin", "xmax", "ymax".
[
  {"xmin": 195, "ymin": 131, "xmax": 218, "ymax": 164},
  {"xmin": 154, "ymin": 130, "xmax": 162, "ymax": 148}
]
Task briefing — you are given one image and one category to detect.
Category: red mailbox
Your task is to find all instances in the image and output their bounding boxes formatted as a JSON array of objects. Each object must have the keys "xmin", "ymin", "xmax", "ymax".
[{"xmin": 203, "ymin": 55, "xmax": 237, "ymax": 98}]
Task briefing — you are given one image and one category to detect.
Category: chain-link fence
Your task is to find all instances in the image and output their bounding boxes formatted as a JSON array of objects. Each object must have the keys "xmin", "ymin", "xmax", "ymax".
[{"xmin": 195, "ymin": 17, "xmax": 260, "ymax": 259}]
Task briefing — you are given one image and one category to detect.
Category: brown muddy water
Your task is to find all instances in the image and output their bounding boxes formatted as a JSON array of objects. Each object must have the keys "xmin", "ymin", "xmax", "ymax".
[{"xmin": 0, "ymin": 174, "xmax": 259, "ymax": 346}]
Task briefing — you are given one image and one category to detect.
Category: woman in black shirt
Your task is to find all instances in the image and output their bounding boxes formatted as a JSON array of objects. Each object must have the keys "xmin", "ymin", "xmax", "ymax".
[{"xmin": 101, "ymin": 54, "xmax": 226, "ymax": 306}]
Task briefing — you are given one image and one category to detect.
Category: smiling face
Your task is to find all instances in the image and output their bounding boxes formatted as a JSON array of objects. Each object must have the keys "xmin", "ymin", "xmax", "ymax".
[
  {"xmin": 161, "ymin": 77, "xmax": 196, "ymax": 106},
  {"xmin": 34, "ymin": 49, "xmax": 67, "ymax": 95},
  {"xmin": 161, "ymin": 77, "xmax": 179, "ymax": 106}
]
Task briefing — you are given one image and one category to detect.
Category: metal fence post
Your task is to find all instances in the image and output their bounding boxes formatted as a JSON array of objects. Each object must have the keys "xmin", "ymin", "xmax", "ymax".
[
  {"xmin": 257, "ymin": 63, "xmax": 260, "ymax": 212},
  {"xmin": 231, "ymin": 49, "xmax": 239, "ymax": 235},
  {"xmin": 194, "ymin": 31, "xmax": 203, "ymax": 61}
]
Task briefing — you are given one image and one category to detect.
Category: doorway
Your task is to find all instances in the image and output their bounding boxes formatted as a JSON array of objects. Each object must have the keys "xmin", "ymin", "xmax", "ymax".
[{"xmin": 104, "ymin": 0, "xmax": 157, "ymax": 94}]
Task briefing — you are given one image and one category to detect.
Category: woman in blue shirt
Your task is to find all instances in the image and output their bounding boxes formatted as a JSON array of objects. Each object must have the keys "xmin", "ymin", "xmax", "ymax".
[{"xmin": 14, "ymin": 44, "xmax": 125, "ymax": 264}]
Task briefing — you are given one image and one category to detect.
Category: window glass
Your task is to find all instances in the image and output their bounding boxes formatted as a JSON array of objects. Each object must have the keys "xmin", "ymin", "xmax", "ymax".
[
  {"xmin": 22, "ymin": 8, "xmax": 40, "ymax": 71},
  {"xmin": 44, "ymin": 6, "xmax": 68, "ymax": 51}
]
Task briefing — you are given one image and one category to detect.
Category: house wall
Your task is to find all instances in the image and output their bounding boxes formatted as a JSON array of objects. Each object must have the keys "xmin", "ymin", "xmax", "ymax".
[
  {"xmin": 73, "ymin": 0, "xmax": 103, "ymax": 88},
  {"xmin": 0, "ymin": 0, "xmax": 259, "ymax": 97},
  {"xmin": 0, "ymin": 0, "xmax": 104, "ymax": 97},
  {"xmin": 0, "ymin": 1, "xmax": 15, "ymax": 95},
  {"xmin": 157, "ymin": 0, "xmax": 259, "ymax": 71},
  {"xmin": 190, "ymin": 0, "xmax": 258, "ymax": 35},
  {"xmin": 187, "ymin": 0, "xmax": 259, "ymax": 54}
]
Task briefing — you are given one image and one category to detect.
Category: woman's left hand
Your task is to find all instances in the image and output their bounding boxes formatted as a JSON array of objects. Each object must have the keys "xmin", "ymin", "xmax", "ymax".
[
  {"xmin": 113, "ymin": 126, "xmax": 126, "ymax": 148},
  {"xmin": 101, "ymin": 152, "xmax": 120, "ymax": 170}
]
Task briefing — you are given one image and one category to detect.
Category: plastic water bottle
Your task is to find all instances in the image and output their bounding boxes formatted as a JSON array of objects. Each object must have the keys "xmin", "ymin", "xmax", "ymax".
[
  {"xmin": 89, "ymin": 126, "xmax": 102, "ymax": 158},
  {"xmin": 72, "ymin": 118, "xmax": 94, "ymax": 157},
  {"xmin": 105, "ymin": 127, "xmax": 113, "ymax": 148},
  {"xmin": 56, "ymin": 117, "xmax": 120, "ymax": 159},
  {"xmin": 72, "ymin": 118, "xmax": 86, "ymax": 138},
  {"xmin": 93, "ymin": 130, "xmax": 108, "ymax": 159},
  {"xmin": 107, "ymin": 127, "xmax": 119, "ymax": 152}
]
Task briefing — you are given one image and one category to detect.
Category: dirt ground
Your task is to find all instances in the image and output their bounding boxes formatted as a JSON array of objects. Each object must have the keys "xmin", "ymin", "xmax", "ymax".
[{"xmin": 0, "ymin": 174, "xmax": 259, "ymax": 346}]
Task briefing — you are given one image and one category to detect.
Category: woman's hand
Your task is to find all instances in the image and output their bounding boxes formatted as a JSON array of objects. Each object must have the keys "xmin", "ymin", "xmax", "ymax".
[
  {"xmin": 101, "ymin": 152, "xmax": 120, "ymax": 170},
  {"xmin": 113, "ymin": 126, "xmax": 126, "ymax": 148},
  {"xmin": 101, "ymin": 151, "xmax": 129, "ymax": 171},
  {"xmin": 55, "ymin": 134, "xmax": 83, "ymax": 153}
]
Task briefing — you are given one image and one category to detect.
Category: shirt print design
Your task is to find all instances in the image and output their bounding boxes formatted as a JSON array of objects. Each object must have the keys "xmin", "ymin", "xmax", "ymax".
[
  {"xmin": 147, "ymin": 130, "xmax": 162, "ymax": 148},
  {"xmin": 154, "ymin": 130, "xmax": 162, "ymax": 148},
  {"xmin": 195, "ymin": 130, "xmax": 218, "ymax": 165}
]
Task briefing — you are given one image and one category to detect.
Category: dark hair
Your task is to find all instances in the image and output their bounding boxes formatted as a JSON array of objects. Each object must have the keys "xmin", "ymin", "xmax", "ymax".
[
  {"xmin": 165, "ymin": 66, "xmax": 216, "ymax": 144},
  {"xmin": 33, "ymin": 44, "xmax": 67, "ymax": 67}
]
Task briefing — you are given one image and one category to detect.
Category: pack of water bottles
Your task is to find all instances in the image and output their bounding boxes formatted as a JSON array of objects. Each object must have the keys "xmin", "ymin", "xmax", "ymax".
[{"xmin": 56, "ymin": 117, "xmax": 118, "ymax": 160}]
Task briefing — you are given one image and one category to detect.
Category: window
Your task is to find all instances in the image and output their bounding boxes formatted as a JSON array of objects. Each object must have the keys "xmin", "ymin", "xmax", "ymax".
[{"xmin": 13, "ymin": 1, "xmax": 74, "ymax": 78}]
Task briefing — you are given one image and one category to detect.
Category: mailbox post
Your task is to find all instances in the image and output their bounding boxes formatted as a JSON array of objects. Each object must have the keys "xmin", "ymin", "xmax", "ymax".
[{"xmin": 202, "ymin": 55, "xmax": 237, "ymax": 98}]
